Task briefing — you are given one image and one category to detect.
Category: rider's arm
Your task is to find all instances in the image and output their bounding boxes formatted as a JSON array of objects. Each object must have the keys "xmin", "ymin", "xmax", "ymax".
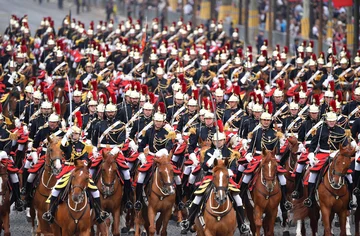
[
  {"xmin": 138, "ymin": 129, "xmax": 149, "ymax": 153},
  {"xmin": 308, "ymin": 127, "xmax": 320, "ymax": 153}
]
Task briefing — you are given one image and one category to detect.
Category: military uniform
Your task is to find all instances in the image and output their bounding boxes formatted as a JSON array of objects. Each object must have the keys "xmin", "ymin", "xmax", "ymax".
[
  {"xmin": 64, "ymin": 102, "xmax": 87, "ymax": 125},
  {"xmin": 29, "ymin": 114, "xmax": 49, "ymax": 139},
  {"xmin": 241, "ymin": 116, "xmax": 260, "ymax": 139},
  {"xmin": 117, "ymin": 103, "xmax": 140, "ymax": 124},
  {"xmin": 92, "ymin": 117, "xmax": 126, "ymax": 148},
  {"xmin": 343, "ymin": 100, "xmax": 360, "ymax": 126},
  {"xmin": 188, "ymin": 125, "xmax": 217, "ymax": 154},
  {"xmin": 129, "ymin": 115, "xmax": 153, "ymax": 141},
  {"xmin": 176, "ymin": 111, "xmax": 199, "ymax": 135}
]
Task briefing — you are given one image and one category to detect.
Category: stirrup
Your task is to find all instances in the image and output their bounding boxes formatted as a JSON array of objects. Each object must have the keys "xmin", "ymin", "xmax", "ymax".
[
  {"xmin": 353, "ymin": 187, "xmax": 360, "ymax": 196},
  {"xmin": 349, "ymin": 200, "xmax": 357, "ymax": 209},
  {"xmin": 125, "ymin": 201, "xmax": 133, "ymax": 209},
  {"xmin": 291, "ymin": 190, "xmax": 300, "ymax": 199},
  {"xmin": 303, "ymin": 198, "xmax": 313, "ymax": 208},
  {"xmin": 134, "ymin": 201, "xmax": 142, "ymax": 211},
  {"xmin": 284, "ymin": 201, "xmax": 293, "ymax": 211},
  {"xmin": 15, "ymin": 199, "xmax": 25, "ymax": 211},
  {"xmin": 42, "ymin": 211, "xmax": 54, "ymax": 223},
  {"xmin": 96, "ymin": 211, "xmax": 110, "ymax": 223},
  {"xmin": 240, "ymin": 224, "xmax": 250, "ymax": 234},
  {"xmin": 178, "ymin": 201, "xmax": 185, "ymax": 210},
  {"xmin": 180, "ymin": 220, "xmax": 190, "ymax": 231}
]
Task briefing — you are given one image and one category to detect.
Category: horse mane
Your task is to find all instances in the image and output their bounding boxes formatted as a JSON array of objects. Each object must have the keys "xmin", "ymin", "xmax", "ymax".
[
  {"xmin": 10, "ymin": 88, "xmax": 20, "ymax": 99},
  {"xmin": 55, "ymin": 79, "xmax": 65, "ymax": 88},
  {"xmin": 213, "ymin": 159, "xmax": 227, "ymax": 173}
]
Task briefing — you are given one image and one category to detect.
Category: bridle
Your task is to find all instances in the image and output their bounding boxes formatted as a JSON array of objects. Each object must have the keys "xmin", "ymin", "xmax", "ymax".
[
  {"xmin": 327, "ymin": 153, "xmax": 350, "ymax": 190},
  {"xmin": 99, "ymin": 160, "xmax": 118, "ymax": 198},
  {"xmin": 153, "ymin": 162, "xmax": 175, "ymax": 200}
]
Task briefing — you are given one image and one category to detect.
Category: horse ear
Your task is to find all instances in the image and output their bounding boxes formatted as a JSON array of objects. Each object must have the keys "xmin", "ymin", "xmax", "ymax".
[
  {"xmin": 47, "ymin": 135, "xmax": 52, "ymax": 144},
  {"xmin": 86, "ymin": 160, "xmax": 92, "ymax": 169},
  {"xmin": 224, "ymin": 158, "xmax": 229, "ymax": 167},
  {"xmin": 339, "ymin": 142, "xmax": 343, "ymax": 152},
  {"xmin": 214, "ymin": 158, "xmax": 218, "ymax": 167},
  {"xmin": 272, "ymin": 147, "xmax": 277, "ymax": 156},
  {"xmin": 262, "ymin": 148, "xmax": 267, "ymax": 157}
]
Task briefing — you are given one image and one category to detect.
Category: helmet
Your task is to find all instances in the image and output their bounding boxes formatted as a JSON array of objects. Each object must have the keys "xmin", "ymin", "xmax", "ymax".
[
  {"xmin": 289, "ymin": 102, "xmax": 299, "ymax": 110},
  {"xmin": 41, "ymin": 101, "xmax": 52, "ymax": 109},
  {"xmin": 213, "ymin": 132, "xmax": 226, "ymax": 141},
  {"xmin": 215, "ymin": 88, "xmax": 224, "ymax": 97},
  {"xmin": 204, "ymin": 112, "xmax": 215, "ymax": 119},
  {"xmin": 143, "ymin": 102, "xmax": 154, "ymax": 110},
  {"xmin": 260, "ymin": 112, "xmax": 271, "ymax": 120},
  {"xmin": 105, "ymin": 103, "xmax": 117, "ymax": 112},
  {"xmin": 326, "ymin": 112, "xmax": 337, "ymax": 121},
  {"xmin": 309, "ymin": 104, "xmax": 319, "ymax": 113},
  {"xmin": 48, "ymin": 113, "xmax": 59, "ymax": 122},
  {"xmin": 273, "ymin": 89, "xmax": 283, "ymax": 97},
  {"xmin": 88, "ymin": 100, "xmax": 98, "ymax": 106},
  {"xmin": 130, "ymin": 90, "xmax": 140, "ymax": 99},
  {"xmin": 228, "ymin": 94, "xmax": 239, "ymax": 102},
  {"xmin": 188, "ymin": 98, "xmax": 197, "ymax": 106},
  {"xmin": 156, "ymin": 67, "xmax": 164, "ymax": 75},
  {"xmin": 252, "ymin": 104, "xmax": 263, "ymax": 112},
  {"xmin": 71, "ymin": 125, "xmax": 81, "ymax": 134},
  {"xmin": 33, "ymin": 90, "xmax": 42, "ymax": 100},
  {"xmin": 175, "ymin": 92, "xmax": 184, "ymax": 100},
  {"xmin": 97, "ymin": 104, "xmax": 105, "ymax": 112},
  {"xmin": 355, "ymin": 87, "xmax": 360, "ymax": 96},
  {"xmin": 73, "ymin": 89, "xmax": 82, "ymax": 97},
  {"xmin": 153, "ymin": 112, "xmax": 165, "ymax": 121},
  {"xmin": 200, "ymin": 59, "xmax": 208, "ymax": 67},
  {"xmin": 25, "ymin": 85, "xmax": 34, "ymax": 93}
]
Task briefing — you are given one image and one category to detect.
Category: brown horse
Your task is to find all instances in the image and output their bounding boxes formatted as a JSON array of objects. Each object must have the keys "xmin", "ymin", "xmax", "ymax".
[
  {"xmin": 96, "ymin": 150, "xmax": 124, "ymax": 236},
  {"xmin": 32, "ymin": 136, "xmax": 63, "ymax": 236},
  {"xmin": 52, "ymin": 80, "xmax": 68, "ymax": 118},
  {"xmin": 135, "ymin": 152, "xmax": 176, "ymax": 236},
  {"xmin": 194, "ymin": 158, "xmax": 237, "ymax": 236},
  {"xmin": 0, "ymin": 162, "xmax": 10, "ymax": 236},
  {"xmin": 51, "ymin": 160, "xmax": 92, "ymax": 236},
  {"xmin": 356, "ymin": 205, "xmax": 360, "ymax": 236},
  {"xmin": 318, "ymin": 143, "xmax": 355, "ymax": 236},
  {"xmin": 245, "ymin": 148, "xmax": 282, "ymax": 236},
  {"xmin": 1, "ymin": 88, "xmax": 20, "ymax": 129}
]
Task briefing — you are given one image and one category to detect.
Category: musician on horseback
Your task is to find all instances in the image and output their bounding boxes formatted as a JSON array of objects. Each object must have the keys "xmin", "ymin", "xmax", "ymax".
[
  {"xmin": 0, "ymin": 113, "xmax": 25, "ymax": 211},
  {"xmin": 134, "ymin": 106, "xmax": 183, "ymax": 211},
  {"xmin": 91, "ymin": 101, "xmax": 134, "ymax": 209},
  {"xmin": 239, "ymin": 107, "xmax": 293, "ymax": 211},
  {"xmin": 303, "ymin": 111, "xmax": 356, "ymax": 209},
  {"xmin": 42, "ymin": 122, "xmax": 110, "ymax": 224},
  {"xmin": 180, "ymin": 129, "xmax": 250, "ymax": 234}
]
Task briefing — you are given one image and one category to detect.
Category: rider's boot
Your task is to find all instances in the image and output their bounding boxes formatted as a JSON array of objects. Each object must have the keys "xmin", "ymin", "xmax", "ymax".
[
  {"xmin": 176, "ymin": 184, "xmax": 185, "ymax": 210},
  {"xmin": 21, "ymin": 168, "xmax": 29, "ymax": 195},
  {"xmin": 353, "ymin": 170, "xmax": 360, "ymax": 196},
  {"xmin": 239, "ymin": 182, "xmax": 249, "ymax": 199},
  {"xmin": 235, "ymin": 206, "xmax": 250, "ymax": 234},
  {"xmin": 42, "ymin": 196, "xmax": 58, "ymax": 223},
  {"xmin": 180, "ymin": 203, "xmax": 201, "ymax": 233},
  {"xmin": 291, "ymin": 172, "xmax": 303, "ymax": 199},
  {"xmin": 235, "ymin": 171, "xmax": 243, "ymax": 184},
  {"xmin": 134, "ymin": 183, "xmax": 143, "ymax": 211},
  {"xmin": 280, "ymin": 185, "xmax": 293, "ymax": 211},
  {"xmin": 11, "ymin": 182, "xmax": 25, "ymax": 211},
  {"xmin": 304, "ymin": 182, "xmax": 316, "ymax": 208},
  {"xmin": 24, "ymin": 182, "xmax": 33, "ymax": 207},
  {"xmin": 348, "ymin": 183, "xmax": 357, "ymax": 209},
  {"xmin": 93, "ymin": 197, "xmax": 110, "ymax": 223},
  {"xmin": 123, "ymin": 179, "xmax": 133, "ymax": 209}
]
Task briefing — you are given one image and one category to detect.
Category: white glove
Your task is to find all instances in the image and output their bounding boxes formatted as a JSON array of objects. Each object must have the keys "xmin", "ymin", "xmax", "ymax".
[
  {"xmin": 110, "ymin": 146, "xmax": 120, "ymax": 156},
  {"xmin": 138, "ymin": 153, "xmax": 146, "ymax": 165},
  {"xmin": 27, "ymin": 142, "xmax": 33, "ymax": 151},
  {"xmin": 129, "ymin": 140, "xmax": 138, "ymax": 152},
  {"xmin": 242, "ymin": 139, "xmax": 249, "ymax": 149},
  {"xmin": 85, "ymin": 139, "xmax": 92, "ymax": 146},
  {"xmin": 15, "ymin": 118, "xmax": 21, "ymax": 128},
  {"xmin": 298, "ymin": 143, "xmax": 306, "ymax": 154},
  {"xmin": 66, "ymin": 128, "xmax": 73, "ymax": 138},
  {"xmin": 23, "ymin": 125, "xmax": 29, "ymax": 135},
  {"xmin": 0, "ymin": 151, "xmax": 8, "ymax": 161},
  {"xmin": 308, "ymin": 152, "xmax": 317, "ymax": 167},
  {"xmin": 30, "ymin": 151, "xmax": 38, "ymax": 164},
  {"xmin": 280, "ymin": 137, "xmax": 286, "ymax": 147},
  {"xmin": 92, "ymin": 147, "xmax": 99, "ymax": 158},
  {"xmin": 212, "ymin": 149, "xmax": 221, "ymax": 159},
  {"xmin": 164, "ymin": 123, "xmax": 173, "ymax": 131},
  {"xmin": 176, "ymin": 133, "xmax": 182, "ymax": 141},
  {"xmin": 189, "ymin": 153, "xmax": 199, "ymax": 166},
  {"xmin": 351, "ymin": 140, "xmax": 360, "ymax": 151},
  {"xmin": 245, "ymin": 153, "xmax": 253, "ymax": 163},
  {"xmin": 228, "ymin": 169, "xmax": 234, "ymax": 177}
]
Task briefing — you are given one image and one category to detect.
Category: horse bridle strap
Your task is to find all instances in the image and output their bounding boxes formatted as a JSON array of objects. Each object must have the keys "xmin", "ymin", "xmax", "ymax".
[
  {"xmin": 205, "ymin": 204, "xmax": 232, "ymax": 222},
  {"xmin": 323, "ymin": 180, "xmax": 347, "ymax": 200},
  {"xmin": 255, "ymin": 187, "xmax": 279, "ymax": 200},
  {"xmin": 65, "ymin": 200, "xmax": 89, "ymax": 235}
]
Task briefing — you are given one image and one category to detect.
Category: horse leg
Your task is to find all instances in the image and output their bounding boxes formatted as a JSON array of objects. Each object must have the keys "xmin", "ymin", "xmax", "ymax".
[
  {"xmin": 296, "ymin": 220, "xmax": 302, "ymax": 236},
  {"xmin": 3, "ymin": 212, "xmax": 10, "ymax": 236},
  {"xmin": 155, "ymin": 213, "xmax": 163, "ymax": 234},
  {"xmin": 356, "ymin": 208, "xmax": 360, "ymax": 236},
  {"xmin": 160, "ymin": 208, "xmax": 173, "ymax": 236},
  {"xmin": 147, "ymin": 207, "xmax": 156, "ymax": 236},
  {"xmin": 110, "ymin": 208, "xmax": 120, "ymax": 236},
  {"xmin": 338, "ymin": 211, "xmax": 348, "ymax": 236},
  {"xmin": 309, "ymin": 208, "xmax": 320, "ymax": 236},
  {"xmin": 321, "ymin": 207, "xmax": 332, "ymax": 236},
  {"xmin": 254, "ymin": 206, "xmax": 263, "ymax": 236},
  {"xmin": 346, "ymin": 215, "xmax": 352, "ymax": 236}
]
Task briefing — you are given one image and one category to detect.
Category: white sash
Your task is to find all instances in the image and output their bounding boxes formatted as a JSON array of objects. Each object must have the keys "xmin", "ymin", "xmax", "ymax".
[
  {"xmin": 273, "ymin": 103, "xmax": 288, "ymax": 119},
  {"xmin": 171, "ymin": 106, "xmax": 186, "ymax": 125},
  {"xmin": 42, "ymin": 129, "xmax": 63, "ymax": 144},
  {"xmin": 67, "ymin": 106, "xmax": 81, "ymax": 124},
  {"xmin": 182, "ymin": 114, "xmax": 199, "ymax": 133},
  {"xmin": 225, "ymin": 109, "xmax": 243, "ymax": 127},
  {"xmin": 298, "ymin": 105, "xmax": 309, "ymax": 116},
  {"xmin": 286, "ymin": 116, "xmax": 302, "ymax": 132},
  {"xmin": 125, "ymin": 108, "xmax": 143, "ymax": 128},
  {"xmin": 98, "ymin": 120, "xmax": 122, "ymax": 144},
  {"xmin": 136, "ymin": 121, "xmax": 153, "ymax": 139},
  {"xmin": 305, "ymin": 120, "xmax": 323, "ymax": 140},
  {"xmin": 52, "ymin": 61, "xmax": 66, "ymax": 75}
]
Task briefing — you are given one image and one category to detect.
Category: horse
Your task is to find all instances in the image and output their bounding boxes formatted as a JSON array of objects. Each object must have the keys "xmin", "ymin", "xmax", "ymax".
[
  {"xmin": 31, "ymin": 136, "xmax": 63, "ymax": 236},
  {"xmin": 317, "ymin": 143, "xmax": 355, "ymax": 236},
  {"xmin": 135, "ymin": 150, "xmax": 176, "ymax": 236},
  {"xmin": 1, "ymin": 87, "xmax": 20, "ymax": 129},
  {"xmin": 356, "ymin": 205, "xmax": 360, "ymax": 236},
  {"xmin": 95, "ymin": 150, "xmax": 124, "ymax": 236},
  {"xmin": 194, "ymin": 158, "xmax": 237, "ymax": 236},
  {"xmin": 0, "ymin": 162, "xmax": 11, "ymax": 236},
  {"xmin": 51, "ymin": 159, "xmax": 92, "ymax": 236},
  {"xmin": 244, "ymin": 148, "xmax": 282, "ymax": 236},
  {"xmin": 52, "ymin": 79, "xmax": 68, "ymax": 117}
]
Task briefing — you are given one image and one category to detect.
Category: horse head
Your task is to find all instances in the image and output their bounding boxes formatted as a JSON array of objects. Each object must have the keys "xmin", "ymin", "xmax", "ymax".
[
  {"xmin": 213, "ymin": 158, "xmax": 229, "ymax": 205},
  {"xmin": 330, "ymin": 142, "xmax": 355, "ymax": 188},
  {"xmin": 46, "ymin": 136, "xmax": 63, "ymax": 175},
  {"xmin": 71, "ymin": 159, "xmax": 91, "ymax": 204},
  {"xmin": 154, "ymin": 149, "xmax": 175, "ymax": 196},
  {"xmin": 0, "ymin": 162, "xmax": 8, "ymax": 195},
  {"xmin": 100, "ymin": 150, "xmax": 118, "ymax": 196},
  {"xmin": 287, "ymin": 135, "xmax": 300, "ymax": 154},
  {"xmin": 228, "ymin": 133, "xmax": 241, "ymax": 149},
  {"xmin": 261, "ymin": 148, "xmax": 278, "ymax": 192}
]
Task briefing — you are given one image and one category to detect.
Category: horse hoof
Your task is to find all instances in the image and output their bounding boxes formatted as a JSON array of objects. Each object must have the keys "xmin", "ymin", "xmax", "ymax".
[
  {"xmin": 283, "ymin": 231, "xmax": 290, "ymax": 236},
  {"xmin": 121, "ymin": 227, "xmax": 129, "ymax": 233},
  {"xmin": 141, "ymin": 232, "xmax": 146, "ymax": 236}
]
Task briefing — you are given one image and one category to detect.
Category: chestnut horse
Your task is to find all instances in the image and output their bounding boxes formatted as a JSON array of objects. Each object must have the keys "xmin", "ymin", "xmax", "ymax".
[
  {"xmin": 244, "ymin": 149, "xmax": 282, "ymax": 236},
  {"xmin": 52, "ymin": 79, "xmax": 68, "ymax": 118},
  {"xmin": 96, "ymin": 150, "xmax": 124, "ymax": 236},
  {"xmin": 135, "ymin": 151, "xmax": 176, "ymax": 236},
  {"xmin": 194, "ymin": 158, "xmax": 237, "ymax": 236},
  {"xmin": 51, "ymin": 160, "xmax": 92, "ymax": 236},
  {"xmin": 1, "ymin": 88, "xmax": 20, "ymax": 129},
  {"xmin": 0, "ymin": 162, "xmax": 10, "ymax": 236},
  {"xmin": 318, "ymin": 143, "xmax": 355, "ymax": 236},
  {"xmin": 32, "ymin": 136, "xmax": 63, "ymax": 236},
  {"xmin": 356, "ymin": 205, "xmax": 360, "ymax": 236}
]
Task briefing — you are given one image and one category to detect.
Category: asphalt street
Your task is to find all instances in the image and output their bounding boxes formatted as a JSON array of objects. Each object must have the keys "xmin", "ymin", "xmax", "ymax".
[{"xmin": 0, "ymin": 0, "xmax": 357, "ymax": 235}]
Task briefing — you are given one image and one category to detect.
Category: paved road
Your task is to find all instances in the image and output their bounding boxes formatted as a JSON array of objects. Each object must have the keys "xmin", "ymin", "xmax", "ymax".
[{"xmin": 0, "ymin": 0, "xmax": 357, "ymax": 235}]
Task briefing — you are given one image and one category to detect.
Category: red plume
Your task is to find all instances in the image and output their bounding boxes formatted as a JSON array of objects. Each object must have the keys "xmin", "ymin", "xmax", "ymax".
[
  {"xmin": 294, "ymin": 93, "xmax": 300, "ymax": 103},
  {"xmin": 141, "ymin": 84, "xmax": 148, "ymax": 95},
  {"xmin": 329, "ymin": 80, "xmax": 335, "ymax": 92},
  {"xmin": 54, "ymin": 103, "xmax": 60, "ymax": 115},
  {"xmin": 311, "ymin": 53, "xmax": 317, "ymax": 61},
  {"xmin": 233, "ymin": 85, "xmax": 240, "ymax": 96},
  {"xmin": 219, "ymin": 78, "xmax": 225, "ymax": 90},
  {"xmin": 258, "ymin": 80, "xmax": 265, "ymax": 90},
  {"xmin": 40, "ymin": 82, "xmax": 46, "ymax": 93},
  {"xmin": 261, "ymin": 50, "xmax": 267, "ymax": 57},
  {"xmin": 110, "ymin": 93, "xmax": 117, "ymax": 104},
  {"xmin": 313, "ymin": 94, "xmax": 320, "ymax": 106},
  {"xmin": 193, "ymin": 89, "xmax": 199, "ymax": 100},
  {"xmin": 159, "ymin": 59, "xmax": 164, "ymax": 68},
  {"xmin": 248, "ymin": 54, "xmax": 253, "ymax": 62},
  {"xmin": 99, "ymin": 93, "xmax": 107, "ymax": 104},
  {"xmin": 181, "ymin": 83, "xmax": 187, "ymax": 94},
  {"xmin": 0, "ymin": 103, "xmax": 2, "ymax": 113},
  {"xmin": 237, "ymin": 48, "xmax": 243, "ymax": 58},
  {"xmin": 329, "ymin": 100, "xmax": 337, "ymax": 112},
  {"xmin": 90, "ymin": 80, "xmax": 97, "ymax": 91},
  {"xmin": 158, "ymin": 102, "xmax": 166, "ymax": 114},
  {"xmin": 91, "ymin": 91, "xmax": 97, "ymax": 100},
  {"xmin": 46, "ymin": 90, "xmax": 54, "ymax": 102},
  {"xmin": 217, "ymin": 120, "xmax": 224, "ymax": 133},
  {"xmin": 75, "ymin": 111, "xmax": 83, "ymax": 128},
  {"xmin": 332, "ymin": 42, "xmax": 337, "ymax": 55},
  {"xmin": 256, "ymin": 94, "xmax": 263, "ymax": 105},
  {"xmin": 265, "ymin": 102, "xmax": 273, "ymax": 114},
  {"xmin": 283, "ymin": 46, "xmax": 288, "ymax": 54},
  {"xmin": 178, "ymin": 73, "xmax": 185, "ymax": 84},
  {"xmin": 249, "ymin": 91, "xmax": 256, "ymax": 101},
  {"xmin": 148, "ymin": 92, "xmax": 155, "ymax": 104},
  {"xmin": 336, "ymin": 91, "xmax": 342, "ymax": 102},
  {"xmin": 277, "ymin": 80, "xmax": 284, "ymax": 90},
  {"xmin": 75, "ymin": 80, "xmax": 83, "ymax": 91},
  {"xmin": 135, "ymin": 81, "xmax": 141, "ymax": 92},
  {"xmin": 202, "ymin": 98, "xmax": 209, "ymax": 110},
  {"xmin": 300, "ymin": 82, "xmax": 307, "ymax": 92}
]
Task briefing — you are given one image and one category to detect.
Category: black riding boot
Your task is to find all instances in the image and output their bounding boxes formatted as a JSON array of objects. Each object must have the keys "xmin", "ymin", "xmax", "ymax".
[
  {"xmin": 93, "ymin": 197, "xmax": 110, "ymax": 223},
  {"xmin": 123, "ymin": 179, "xmax": 133, "ymax": 209},
  {"xmin": 235, "ymin": 171, "xmax": 243, "ymax": 184},
  {"xmin": 176, "ymin": 184, "xmax": 185, "ymax": 210},
  {"xmin": 42, "ymin": 195, "xmax": 58, "ymax": 223},
  {"xmin": 239, "ymin": 182, "xmax": 249, "ymax": 199},
  {"xmin": 180, "ymin": 203, "xmax": 200, "ymax": 233},
  {"xmin": 348, "ymin": 183, "xmax": 357, "ymax": 209},
  {"xmin": 11, "ymin": 182, "xmax": 24, "ymax": 211},
  {"xmin": 235, "ymin": 205, "xmax": 249, "ymax": 233},
  {"xmin": 353, "ymin": 170, "xmax": 360, "ymax": 196},
  {"xmin": 281, "ymin": 185, "xmax": 293, "ymax": 211},
  {"xmin": 304, "ymin": 183, "xmax": 316, "ymax": 208},
  {"xmin": 291, "ymin": 172, "xmax": 303, "ymax": 199},
  {"xmin": 21, "ymin": 168, "xmax": 29, "ymax": 194},
  {"xmin": 134, "ymin": 183, "xmax": 143, "ymax": 211},
  {"xmin": 24, "ymin": 182, "xmax": 33, "ymax": 207}
]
